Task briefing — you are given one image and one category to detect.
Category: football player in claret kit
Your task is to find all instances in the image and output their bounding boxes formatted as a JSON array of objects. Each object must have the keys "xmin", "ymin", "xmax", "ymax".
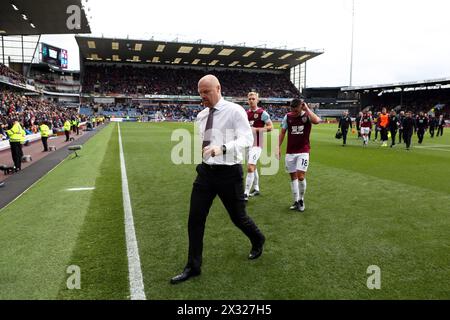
[
  {"xmin": 360, "ymin": 111, "xmax": 373, "ymax": 147},
  {"xmin": 277, "ymin": 99, "xmax": 321, "ymax": 212},
  {"xmin": 244, "ymin": 92, "xmax": 273, "ymax": 200}
]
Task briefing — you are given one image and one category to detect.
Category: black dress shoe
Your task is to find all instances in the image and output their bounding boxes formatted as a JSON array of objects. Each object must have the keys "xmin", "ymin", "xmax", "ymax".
[
  {"xmin": 248, "ymin": 236, "xmax": 265, "ymax": 260},
  {"xmin": 170, "ymin": 268, "xmax": 201, "ymax": 284}
]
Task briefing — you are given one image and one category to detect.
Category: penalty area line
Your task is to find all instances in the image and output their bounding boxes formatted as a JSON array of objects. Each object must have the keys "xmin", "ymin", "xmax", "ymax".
[{"xmin": 118, "ymin": 123, "xmax": 146, "ymax": 300}]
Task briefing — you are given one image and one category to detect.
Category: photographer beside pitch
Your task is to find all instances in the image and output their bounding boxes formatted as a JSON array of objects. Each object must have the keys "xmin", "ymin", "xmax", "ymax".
[
  {"xmin": 170, "ymin": 75, "xmax": 266, "ymax": 284},
  {"xmin": 277, "ymin": 99, "xmax": 321, "ymax": 212}
]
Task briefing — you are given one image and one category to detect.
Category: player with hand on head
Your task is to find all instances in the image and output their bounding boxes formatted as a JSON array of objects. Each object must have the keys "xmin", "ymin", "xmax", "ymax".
[
  {"xmin": 277, "ymin": 99, "xmax": 321, "ymax": 212},
  {"xmin": 244, "ymin": 92, "xmax": 273, "ymax": 201}
]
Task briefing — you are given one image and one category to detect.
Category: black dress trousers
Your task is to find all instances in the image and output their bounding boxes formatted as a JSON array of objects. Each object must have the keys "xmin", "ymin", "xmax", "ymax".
[
  {"xmin": 417, "ymin": 129, "xmax": 425, "ymax": 144},
  {"xmin": 42, "ymin": 137, "xmax": 48, "ymax": 151},
  {"xmin": 403, "ymin": 130, "xmax": 413, "ymax": 148},
  {"xmin": 10, "ymin": 142, "xmax": 23, "ymax": 169},
  {"xmin": 341, "ymin": 128, "xmax": 348, "ymax": 145},
  {"xmin": 186, "ymin": 163, "xmax": 265, "ymax": 271}
]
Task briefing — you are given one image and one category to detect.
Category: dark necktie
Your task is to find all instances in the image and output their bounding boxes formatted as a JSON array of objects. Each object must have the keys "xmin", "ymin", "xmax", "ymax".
[{"xmin": 202, "ymin": 108, "xmax": 215, "ymax": 149}]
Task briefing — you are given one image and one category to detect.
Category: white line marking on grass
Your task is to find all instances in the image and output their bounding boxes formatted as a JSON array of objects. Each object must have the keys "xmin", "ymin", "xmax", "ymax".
[
  {"xmin": 66, "ymin": 187, "xmax": 95, "ymax": 191},
  {"xmin": 415, "ymin": 146, "xmax": 450, "ymax": 152},
  {"xmin": 415, "ymin": 144, "xmax": 450, "ymax": 148},
  {"xmin": 0, "ymin": 159, "xmax": 66, "ymax": 214},
  {"xmin": 118, "ymin": 123, "xmax": 146, "ymax": 300}
]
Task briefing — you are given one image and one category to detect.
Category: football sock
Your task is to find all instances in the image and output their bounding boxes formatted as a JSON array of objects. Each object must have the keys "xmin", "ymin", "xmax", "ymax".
[
  {"xmin": 298, "ymin": 179, "xmax": 307, "ymax": 200},
  {"xmin": 253, "ymin": 168, "xmax": 259, "ymax": 191},
  {"xmin": 244, "ymin": 172, "xmax": 254, "ymax": 195},
  {"xmin": 290, "ymin": 179, "xmax": 300, "ymax": 202}
]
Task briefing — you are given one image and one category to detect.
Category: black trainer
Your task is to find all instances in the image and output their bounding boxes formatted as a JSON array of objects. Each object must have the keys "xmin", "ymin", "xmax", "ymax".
[
  {"xmin": 249, "ymin": 190, "xmax": 260, "ymax": 197},
  {"xmin": 298, "ymin": 200, "xmax": 305, "ymax": 212},
  {"xmin": 289, "ymin": 201, "xmax": 299, "ymax": 210}
]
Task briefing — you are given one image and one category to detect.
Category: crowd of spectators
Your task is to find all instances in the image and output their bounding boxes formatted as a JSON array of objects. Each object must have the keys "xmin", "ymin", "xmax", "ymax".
[
  {"xmin": 83, "ymin": 65, "xmax": 300, "ymax": 98},
  {"xmin": 0, "ymin": 88, "xmax": 84, "ymax": 140},
  {"xmin": 80, "ymin": 102, "xmax": 292, "ymax": 122},
  {"xmin": 0, "ymin": 63, "xmax": 27, "ymax": 85},
  {"xmin": 150, "ymin": 104, "xmax": 291, "ymax": 121}
]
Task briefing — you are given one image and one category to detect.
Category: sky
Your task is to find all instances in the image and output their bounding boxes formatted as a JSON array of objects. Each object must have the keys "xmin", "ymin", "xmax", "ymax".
[{"xmin": 41, "ymin": 0, "xmax": 450, "ymax": 87}]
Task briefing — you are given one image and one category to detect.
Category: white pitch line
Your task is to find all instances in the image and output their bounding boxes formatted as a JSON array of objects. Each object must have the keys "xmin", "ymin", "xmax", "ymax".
[
  {"xmin": 66, "ymin": 187, "xmax": 95, "ymax": 191},
  {"xmin": 118, "ymin": 123, "xmax": 146, "ymax": 300},
  {"xmin": 415, "ymin": 144, "xmax": 450, "ymax": 148},
  {"xmin": 0, "ymin": 158, "xmax": 66, "ymax": 214},
  {"xmin": 415, "ymin": 147, "xmax": 450, "ymax": 152}
]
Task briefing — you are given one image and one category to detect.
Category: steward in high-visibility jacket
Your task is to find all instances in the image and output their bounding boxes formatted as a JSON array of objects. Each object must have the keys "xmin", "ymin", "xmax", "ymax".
[
  {"xmin": 71, "ymin": 119, "xmax": 77, "ymax": 133},
  {"xmin": 76, "ymin": 118, "xmax": 81, "ymax": 135},
  {"xmin": 39, "ymin": 122, "xmax": 50, "ymax": 151},
  {"xmin": 6, "ymin": 121, "xmax": 25, "ymax": 142},
  {"xmin": 64, "ymin": 120, "xmax": 71, "ymax": 131},
  {"xmin": 64, "ymin": 119, "xmax": 71, "ymax": 142},
  {"xmin": 6, "ymin": 120, "xmax": 25, "ymax": 171}
]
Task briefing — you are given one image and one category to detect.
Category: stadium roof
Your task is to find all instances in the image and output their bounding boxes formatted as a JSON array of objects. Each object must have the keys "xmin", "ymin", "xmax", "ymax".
[
  {"xmin": 341, "ymin": 77, "xmax": 450, "ymax": 92},
  {"xmin": 0, "ymin": 0, "xmax": 91, "ymax": 36},
  {"xmin": 76, "ymin": 36, "xmax": 323, "ymax": 71}
]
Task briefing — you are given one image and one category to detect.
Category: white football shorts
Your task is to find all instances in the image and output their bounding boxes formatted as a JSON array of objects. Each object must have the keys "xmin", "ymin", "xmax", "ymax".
[
  {"xmin": 247, "ymin": 146, "xmax": 262, "ymax": 165},
  {"xmin": 285, "ymin": 153, "xmax": 310, "ymax": 173},
  {"xmin": 361, "ymin": 127, "xmax": 370, "ymax": 135}
]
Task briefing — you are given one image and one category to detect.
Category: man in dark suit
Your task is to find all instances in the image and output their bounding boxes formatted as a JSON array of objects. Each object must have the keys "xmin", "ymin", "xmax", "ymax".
[
  {"xmin": 355, "ymin": 111, "xmax": 363, "ymax": 139},
  {"xmin": 389, "ymin": 110, "xmax": 399, "ymax": 147},
  {"xmin": 429, "ymin": 115, "xmax": 438, "ymax": 138},
  {"xmin": 170, "ymin": 75, "xmax": 266, "ymax": 285},
  {"xmin": 402, "ymin": 111, "xmax": 415, "ymax": 150},
  {"xmin": 338, "ymin": 111, "xmax": 352, "ymax": 146},
  {"xmin": 437, "ymin": 115, "xmax": 445, "ymax": 137},
  {"xmin": 415, "ymin": 112, "xmax": 428, "ymax": 144},
  {"xmin": 398, "ymin": 111, "xmax": 405, "ymax": 143}
]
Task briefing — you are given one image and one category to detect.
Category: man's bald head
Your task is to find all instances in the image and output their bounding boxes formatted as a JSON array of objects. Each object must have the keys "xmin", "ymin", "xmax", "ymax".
[
  {"xmin": 198, "ymin": 74, "xmax": 220, "ymax": 88},
  {"xmin": 198, "ymin": 74, "xmax": 222, "ymax": 108}
]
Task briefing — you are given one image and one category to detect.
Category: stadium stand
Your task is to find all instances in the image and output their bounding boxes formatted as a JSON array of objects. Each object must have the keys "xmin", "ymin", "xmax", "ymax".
[
  {"xmin": 342, "ymin": 79, "xmax": 450, "ymax": 118},
  {"xmin": 0, "ymin": 86, "xmax": 87, "ymax": 137},
  {"xmin": 76, "ymin": 36, "xmax": 325, "ymax": 122},
  {"xmin": 79, "ymin": 102, "xmax": 293, "ymax": 122},
  {"xmin": 360, "ymin": 89, "xmax": 450, "ymax": 116},
  {"xmin": 82, "ymin": 65, "xmax": 300, "ymax": 98},
  {"xmin": 0, "ymin": 63, "xmax": 27, "ymax": 85},
  {"xmin": 28, "ymin": 64, "xmax": 81, "ymax": 94}
]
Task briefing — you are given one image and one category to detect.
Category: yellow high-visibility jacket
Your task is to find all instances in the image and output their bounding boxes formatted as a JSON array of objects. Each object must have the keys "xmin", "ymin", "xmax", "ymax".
[
  {"xmin": 6, "ymin": 122, "xmax": 25, "ymax": 143},
  {"xmin": 40, "ymin": 124, "xmax": 50, "ymax": 137},
  {"xmin": 64, "ymin": 120, "xmax": 71, "ymax": 131}
]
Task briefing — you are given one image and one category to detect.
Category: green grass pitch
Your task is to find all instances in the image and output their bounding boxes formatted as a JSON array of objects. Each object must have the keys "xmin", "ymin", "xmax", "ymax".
[{"xmin": 0, "ymin": 122, "xmax": 449, "ymax": 299}]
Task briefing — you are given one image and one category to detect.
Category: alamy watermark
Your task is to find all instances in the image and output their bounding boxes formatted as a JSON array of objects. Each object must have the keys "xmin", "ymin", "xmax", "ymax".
[
  {"xmin": 366, "ymin": 265, "xmax": 381, "ymax": 290},
  {"xmin": 66, "ymin": 265, "xmax": 81, "ymax": 290},
  {"xmin": 66, "ymin": 5, "xmax": 82, "ymax": 30},
  {"xmin": 171, "ymin": 127, "xmax": 280, "ymax": 175}
]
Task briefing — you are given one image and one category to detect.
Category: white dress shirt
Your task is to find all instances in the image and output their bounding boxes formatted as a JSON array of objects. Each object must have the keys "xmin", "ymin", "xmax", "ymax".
[{"xmin": 196, "ymin": 97, "xmax": 253, "ymax": 165}]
